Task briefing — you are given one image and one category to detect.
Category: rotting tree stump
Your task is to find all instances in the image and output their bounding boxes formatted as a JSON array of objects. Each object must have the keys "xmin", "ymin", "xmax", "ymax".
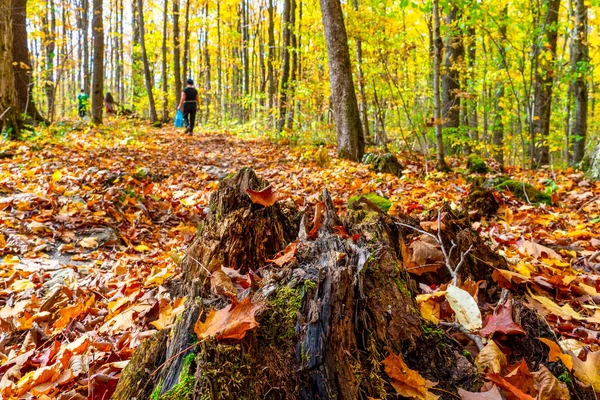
[{"xmin": 112, "ymin": 168, "xmax": 589, "ymax": 400}]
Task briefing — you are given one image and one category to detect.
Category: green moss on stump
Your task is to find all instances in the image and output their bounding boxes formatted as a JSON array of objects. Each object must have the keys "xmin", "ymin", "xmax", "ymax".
[
  {"xmin": 495, "ymin": 180, "xmax": 552, "ymax": 205},
  {"xmin": 362, "ymin": 153, "xmax": 403, "ymax": 177},
  {"xmin": 348, "ymin": 193, "xmax": 392, "ymax": 213},
  {"xmin": 160, "ymin": 353, "xmax": 196, "ymax": 400},
  {"xmin": 467, "ymin": 154, "xmax": 489, "ymax": 174}
]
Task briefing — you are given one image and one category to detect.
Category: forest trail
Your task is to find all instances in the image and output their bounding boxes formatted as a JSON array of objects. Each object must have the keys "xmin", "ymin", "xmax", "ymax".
[{"xmin": 1, "ymin": 123, "xmax": 600, "ymax": 398}]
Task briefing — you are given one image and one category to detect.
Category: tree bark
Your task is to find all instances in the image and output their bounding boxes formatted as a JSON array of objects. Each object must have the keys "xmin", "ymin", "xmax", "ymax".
[
  {"xmin": 267, "ymin": 0, "xmax": 276, "ymax": 111},
  {"xmin": 532, "ymin": 0, "xmax": 560, "ymax": 167},
  {"xmin": 0, "ymin": 0, "xmax": 22, "ymax": 139},
  {"xmin": 493, "ymin": 6, "xmax": 508, "ymax": 165},
  {"xmin": 91, "ymin": 0, "xmax": 104, "ymax": 124},
  {"xmin": 570, "ymin": 0, "xmax": 588, "ymax": 165},
  {"xmin": 433, "ymin": 0, "xmax": 449, "ymax": 171},
  {"xmin": 161, "ymin": 0, "xmax": 169, "ymax": 122},
  {"xmin": 137, "ymin": 0, "xmax": 158, "ymax": 123},
  {"xmin": 42, "ymin": 0, "xmax": 57, "ymax": 121},
  {"xmin": 441, "ymin": 3, "xmax": 464, "ymax": 133},
  {"xmin": 173, "ymin": 0, "xmax": 182, "ymax": 105},
  {"xmin": 11, "ymin": 0, "xmax": 45, "ymax": 122},
  {"xmin": 277, "ymin": 0, "xmax": 293, "ymax": 132},
  {"xmin": 181, "ymin": 0, "xmax": 190, "ymax": 84},
  {"xmin": 319, "ymin": 0, "xmax": 365, "ymax": 162},
  {"xmin": 352, "ymin": 0, "xmax": 370, "ymax": 143}
]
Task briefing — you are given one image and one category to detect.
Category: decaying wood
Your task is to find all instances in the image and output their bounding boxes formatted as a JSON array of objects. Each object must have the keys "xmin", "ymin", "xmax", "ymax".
[{"xmin": 114, "ymin": 167, "xmax": 585, "ymax": 400}]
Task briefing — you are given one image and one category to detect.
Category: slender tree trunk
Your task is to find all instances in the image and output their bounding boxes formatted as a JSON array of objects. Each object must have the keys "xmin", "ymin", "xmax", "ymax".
[
  {"xmin": 493, "ymin": 6, "xmax": 508, "ymax": 165},
  {"xmin": 203, "ymin": 2, "xmax": 211, "ymax": 123},
  {"xmin": 217, "ymin": 1, "xmax": 223, "ymax": 118},
  {"xmin": 11, "ymin": 0, "xmax": 45, "ymax": 122},
  {"xmin": 286, "ymin": 0, "xmax": 298, "ymax": 130},
  {"xmin": 241, "ymin": 0, "xmax": 250, "ymax": 122},
  {"xmin": 532, "ymin": 0, "xmax": 560, "ymax": 167},
  {"xmin": 91, "ymin": 0, "xmax": 104, "ymax": 124},
  {"xmin": 131, "ymin": 0, "xmax": 142, "ymax": 101},
  {"xmin": 43, "ymin": 0, "xmax": 57, "ymax": 121},
  {"xmin": 570, "ymin": 0, "xmax": 588, "ymax": 165},
  {"xmin": 277, "ymin": 0, "xmax": 293, "ymax": 132},
  {"xmin": 0, "ymin": 0, "xmax": 22, "ymax": 138},
  {"xmin": 82, "ymin": 0, "xmax": 90, "ymax": 95},
  {"xmin": 433, "ymin": 0, "xmax": 449, "ymax": 171},
  {"xmin": 267, "ymin": 0, "xmax": 276, "ymax": 111},
  {"xmin": 181, "ymin": 0, "xmax": 190, "ymax": 83},
  {"xmin": 319, "ymin": 0, "xmax": 365, "ymax": 161},
  {"xmin": 352, "ymin": 0, "xmax": 370, "ymax": 142},
  {"xmin": 137, "ymin": 0, "xmax": 158, "ymax": 123},
  {"xmin": 441, "ymin": 3, "xmax": 463, "ymax": 134},
  {"xmin": 173, "ymin": 0, "xmax": 182, "ymax": 104},
  {"xmin": 466, "ymin": 25, "xmax": 477, "ymax": 154},
  {"xmin": 161, "ymin": 0, "xmax": 169, "ymax": 122}
]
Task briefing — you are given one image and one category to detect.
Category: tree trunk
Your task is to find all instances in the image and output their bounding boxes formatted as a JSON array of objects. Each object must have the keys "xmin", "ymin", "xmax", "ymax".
[
  {"xmin": 161, "ymin": 0, "xmax": 169, "ymax": 122},
  {"xmin": 441, "ymin": 3, "xmax": 463, "ymax": 134},
  {"xmin": 466, "ymin": 25, "xmax": 477, "ymax": 154},
  {"xmin": 319, "ymin": 0, "xmax": 364, "ymax": 162},
  {"xmin": 267, "ymin": 0, "xmax": 276, "ymax": 112},
  {"xmin": 532, "ymin": 0, "xmax": 560, "ymax": 167},
  {"xmin": 433, "ymin": 0, "xmax": 449, "ymax": 171},
  {"xmin": 82, "ymin": 0, "xmax": 91, "ymax": 95},
  {"xmin": 43, "ymin": 0, "xmax": 57, "ymax": 121},
  {"xmin": 173, "ymin": 0, "xmax": 182, "ymax": 104},
  {"xmin": 493, "ymin": 6, "xmax": 508, "ymax": 165},
  {"xmin": 181, "ymin": 0, "xmax": 190, "ymax": 84},
  {"xmin": 11, "ymin": 0, "xmax": 45, "ymax": 123},
  {"xmin": 91, "ymin": 0, "xmax": 104, "ymax": 124},
  {"xmin": 352, "ymin": 0, "xmax": 370, "ymax": 143},
  {"xmin": 570, "ymin": 0, "xmax": 588, "ymax": 165},
  {"xmin": 0, "ymin": 0, "xmax": 22, "ymax": 139},
  {"xmin": 137, "ymin": 0, "xmax": 158, "ymax": 123},
  {"xmin": 203, "ymin": 2, "xmax": 211, "ymax": 124},
  {"xmin": 286, "ymin": 0, "xmax": 298, "ymax": 130},
  {"xmin": 277, "ymin": 0, "xmax": 293, "ymax": 132}
]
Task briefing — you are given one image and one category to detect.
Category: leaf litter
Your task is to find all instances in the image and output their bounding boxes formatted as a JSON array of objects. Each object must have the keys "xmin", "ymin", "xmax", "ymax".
[{"xmin": 0, "ymin": 124, "xmax": 600, "ymax": 397}]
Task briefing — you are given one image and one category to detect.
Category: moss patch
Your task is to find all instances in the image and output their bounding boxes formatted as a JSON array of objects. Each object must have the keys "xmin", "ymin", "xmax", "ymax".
[
  {"xmin": 160, "ymin": 353, "xmax": 196, "ymax": 400},
  {"xmin": 362, "ymin": 153, "xmax": 403, "ymax": 177},
  {"xmin": 348, "ymin": 193, "xmax": 392, "ymax": 213},
  {"xmin": 467, "ymin": 154, "xmax": 489, "ymax": 174},
  {"xmin": 495, "ymin": 180, "xmax": 552, "ymax": 205}
]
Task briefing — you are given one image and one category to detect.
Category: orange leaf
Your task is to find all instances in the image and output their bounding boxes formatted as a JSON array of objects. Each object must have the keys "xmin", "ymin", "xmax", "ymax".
[
  {"xmin": 309, "ymin": 202, "xmax": 325, "ymax": 239},
  {"xmin": 266, "ymin": 241, "xmax": 298, "ymax": 266},
  {"xmin": 486, "ymin": 373, "xmax": 535, "ymax": 400},
  {"xmin": 194, "ymin": 297, "xmax": 264, "ymax": 341},
  {"xmin": 246, "ymin": 186, "xmax": 280, "ymax": 207},
  {"xmin": 538, "ymin": 338, "xmax": 573, "ymax": 370},
  {"xmin": 382, "ymin": 352, "xmax": 439, "ymax": 399}
]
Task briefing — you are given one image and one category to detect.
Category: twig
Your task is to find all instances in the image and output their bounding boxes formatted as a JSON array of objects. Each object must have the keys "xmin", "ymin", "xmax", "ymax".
[
  {"xmin": 0, "ymin": 107, "xmax": 11, "ymax": 120},
  {"xmin": 150, "ymin": 340, "xmax": 202, "ymax": 377},
  {"xmin": 185, "ymin": 255, "xmax": 212, "ymax": 276},
  {"xmin": 440, "ymin": 321, "xmax": 484, "ymax": 351},
  {"xmin": 429, "ymin": 387, "xmax": 461, "ymax": 399}
]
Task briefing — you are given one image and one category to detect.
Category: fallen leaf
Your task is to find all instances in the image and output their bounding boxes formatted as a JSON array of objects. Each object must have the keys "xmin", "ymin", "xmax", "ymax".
[
  {"xmin": 78, "ymin": 236, "xmax": 98, "ymax": 249},
  {"xmin": 571, "ymin": 350, "xmax": 600, "ymax": 391},
  {"xmin": 309, "ymin": 201, "xmax": 325, "ymax": 238},
  {"xmin": 266, "ymin": 240, "xmax": 298, "ymax": 267},
  {"xmin": 382, "ymin": 351, "xmax": 439, "ymax": 399},
  {"xmin": 476, "ymin": 340, "xmax": 507, "ymax": 374},
  {"xmin": 409, "ymin": 235, "xmax": 445, "ymax": 266},
  {"xmin": 445, "ymin": 285, "xmax": 482, "ymax": 331},
  {"xmin": 480, "ymin": 298, "xmax": 525, "ymax": 337},
  {"xmin": 538, "ymin": 338, "xmax": 573, "ymax": 370},
  {"xmin": 210, "ymin": 268, "xmax": 237, "ymax": 297},
  {"xmin": 519, "ymin": 240, "xmax": 561, "ymax": 260},
  {"xmin": 194, "ymin": 297, "xmax": 264, "ymax": 340},
  {"xmin": 246, "ymin": 186, "xmax": 280, "ymax": 207},
  {"xmin": 532, "ymin": 364, "xmax": 570, "ymax": 400}
]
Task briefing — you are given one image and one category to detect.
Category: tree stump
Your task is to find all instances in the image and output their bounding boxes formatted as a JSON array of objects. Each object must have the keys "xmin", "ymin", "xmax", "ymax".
[{"xmin": 112, "ymin": 168, "xmax": 584, "ymax": 400}]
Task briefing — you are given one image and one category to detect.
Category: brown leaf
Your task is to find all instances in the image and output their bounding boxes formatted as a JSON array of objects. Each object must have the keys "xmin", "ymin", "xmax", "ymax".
[
  {"xmin": 210, "ymin": 269, "xmax": 237, "ymax": 298},
  {"xmin": 476, "ymin": 340, "xmax": 507, "ymax": 374},
  {"xmin": 309, "ymin": 201, "xmax": 325, "ymax": 238},
  {"xmin": 194, "ymin": 297, "xmax": 264, "ymax": 341},
  {"xmin": 246, "ymin": 186, "xmax": 280, "ymax": 207},
  {"xmin": 266, "ymin": 241, "xmax": 298, "ymax": 267},
  {"xmin": 480, "ymin": 298, "xmax": 526, "ymax": 337},
  {"xmin": 532, "ymin": 365, "xmax": 570, "ymax": 400},
  {"xmin": 486, "ymin": 373, "xmax": 535, "ymax": 400},
  {"xmin": 518, "ymin": 240, "xmax": 561, "ymax": 260},
  {"xmin": 458, "ymin": 385, "xmax": 503, "ymax": 399},
  {"xmin": 382, "ymin": 352, "xmax": 439, "ymax": 399},
  {"xmin": 409, "ymin": 234, "xmax": 444, "ymax": 266}
]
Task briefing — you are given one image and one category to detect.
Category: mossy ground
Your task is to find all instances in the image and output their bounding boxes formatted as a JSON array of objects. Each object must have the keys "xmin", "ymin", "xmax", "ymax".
[
  {"xmin": 467, "ymin": 154, "xmax": 489, "ymax": 174},
  {"xmin": 348, "ymin": 193, "xmax": 392, "ymax": 213},
  {"xmin": 495, "ymin": 180, "xmax": 552, "ymax": 205}
]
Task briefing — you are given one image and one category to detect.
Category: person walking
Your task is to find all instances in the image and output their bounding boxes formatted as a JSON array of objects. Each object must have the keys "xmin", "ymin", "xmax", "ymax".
[
  {"xmin": 177, "ymin": 79, "xmax": 199, "ymax": 134},
  {"xmin": 77, "ymin": 89, "xmax": 89, "ymax": 118}
]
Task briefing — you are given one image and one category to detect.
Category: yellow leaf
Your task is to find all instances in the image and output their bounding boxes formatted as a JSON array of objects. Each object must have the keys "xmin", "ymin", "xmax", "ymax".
[
  {"xmin": 571, "ymin": 351, "xmax": 600, "ymax": 391},
  {"xmin": 476, "ymin": 340, "xmax": 507, "ymax": 374},
  {"xmin": 52, "ymin": 170, "xmax": 62, "ymax": 182},
  {"xmin": 78, "ymin": 236, "xmax": 98, "ymax": 249},
  {"xmin": 134, "ymin": 244, "xmax": 151, "ymax": 252},
  {"xmin": 10, "ymin": 279, "xmax": 35, "ymax": 291},
  {"xmin": 527, "ymin": 289, "xmax": 584, "ymax": 321}
]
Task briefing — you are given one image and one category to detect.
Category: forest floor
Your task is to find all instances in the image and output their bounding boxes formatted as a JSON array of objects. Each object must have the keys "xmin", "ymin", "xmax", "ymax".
[{"xmin": 1, "ymin": 120, "xmax": 600, "ymax": 398}]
